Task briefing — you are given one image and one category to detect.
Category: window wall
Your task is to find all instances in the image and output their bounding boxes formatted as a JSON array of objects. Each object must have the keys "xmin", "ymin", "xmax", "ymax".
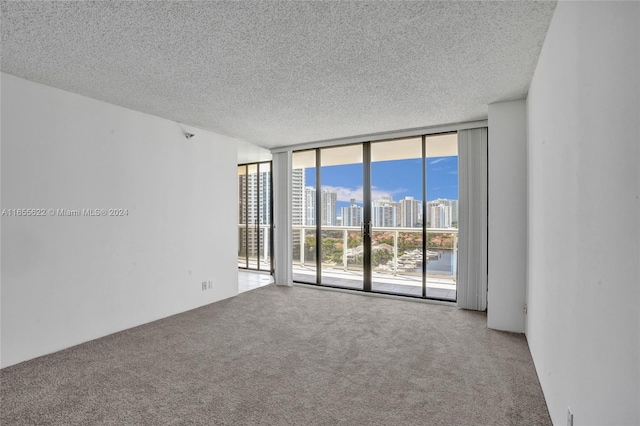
[
  {"xmin": 319, "ymin": 145, "xmax": 364, "ymax": 290},
  {"xmin": 238, "ymin": 161, "xmax": 273, "ymax": 272},
  {"xmin": 291, "ymin": 151, "xmax": 316, "ymax": 282},
  {"xmin": 290, "ymin": 133, "xmax": 458, "ymax": 301}
]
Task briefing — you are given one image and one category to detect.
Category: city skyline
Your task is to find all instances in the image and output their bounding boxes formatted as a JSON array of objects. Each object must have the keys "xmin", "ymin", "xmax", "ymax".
[
  {"xmin": 305, "ymin": 156, "xmax": 458, "ymax": 209},
  {"xmin": 240, "ymin": 155, "xmax": 458, "ymax": 229},
  {"xmin": 301, "ymin": 156, "xmax": 458, "ymax": 223}
]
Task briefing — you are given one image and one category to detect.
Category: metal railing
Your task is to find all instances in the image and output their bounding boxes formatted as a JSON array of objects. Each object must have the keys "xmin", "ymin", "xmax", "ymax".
[
  {"xmin": 291, "ymin": 225, "xmax": 457, "ymax": 281},
  {"xmin": 237, "ymin": 223, "xmax": 272, "ymax": 268},
  {"xmin": 237, "ymin": 224, "xmax": 458, "ymax": 284}
]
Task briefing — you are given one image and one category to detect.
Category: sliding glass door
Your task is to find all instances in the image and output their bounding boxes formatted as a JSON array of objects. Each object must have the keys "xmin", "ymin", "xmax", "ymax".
[
  {"xmin": 370, "ymin": 137, "xmax": 424, "ymax": 296},
  {"xmin": 291, "ymin": 151, "xmax": 317, "ymax": 283},
  {"xmin": 291, "ymin": 133, "xmax": 458, "ymax": 301},
  {"xmin": 319, "ymin": 144, "xmax": 364, "ymax": 290},
  {"xmin": 424, "ymin": 134, "xmax": 458, "ymax": 300},
  {"xmin": 238, "ymin": 161, "xmax": 273, "ymax": 272}
]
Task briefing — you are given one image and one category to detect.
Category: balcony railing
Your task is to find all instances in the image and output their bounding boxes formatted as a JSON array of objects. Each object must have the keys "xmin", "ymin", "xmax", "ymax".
[
  {"xmin": 238, "ymin": 224, "xmax": 458, "ymax": 300},
  {"xmin": 292, "ymin": 225, "xmax": 457, "ymax": 300},
  {"xmin": 237, "ymin": 223, "xmax": 272, "ymax": 269},
  {"xmin": 292, "ymin": 225, "xmax": 456, "ymax": 273}
]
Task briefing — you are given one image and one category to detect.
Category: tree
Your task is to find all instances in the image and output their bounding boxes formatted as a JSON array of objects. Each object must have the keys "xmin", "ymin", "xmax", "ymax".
[
  {"xmin": 372, "ymin": 248, "xmax": 393, "ymax": 267},
  {"xmin": 304, "ymin": 235, "xmax": 316, "ymax": 261},
  {"xmin": 348, "ymin": 233, "xmax": 361, "ymax": 248}
]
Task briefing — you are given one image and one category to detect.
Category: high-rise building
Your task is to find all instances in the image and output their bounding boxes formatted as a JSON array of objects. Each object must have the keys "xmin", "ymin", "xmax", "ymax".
[
  {"xmin": 259, "ymin": 171, "xmax": 271, "ymax": 225},
  {"xmin": 449, "ymin": 199, "xmax": 458, "ymax": 227},
  {"xmin": 426, "ymin": 198, "xmax": 457, "ymax": 228},
  {"xmin": 372, "ymin": 197, "xmax": 399, "ymax": 227},
  {"xmin": 304, "ymin": 186, "xmax": 316, "ymax": 225},
  {"xmin": 291, "ymin": 168, "xmax": 306, "ymax": 263},
  {"xmin": 399, "ymin": 196, "xmax": 421, "ymax": 227},
  {"xmin": 341, "ymin": 199, "xmax": 363, "ymax": 227},
  {"xmin": 301, "ymin": 187, "xmax": 337, "ymax": 226},
  {"xmin": 428, "ymin": 202, "xmax": 452, "ymax": 228},
  {"xmin": 321, "ymin": 190, "xmax": 337, "ymax": 225},
  {"xmin": 238, "ymin": 168, "xmax": 272, "ymax": 258},
  {"xmin": 291, "ymin": 168, "xmax": 305, "ymax": 226}
]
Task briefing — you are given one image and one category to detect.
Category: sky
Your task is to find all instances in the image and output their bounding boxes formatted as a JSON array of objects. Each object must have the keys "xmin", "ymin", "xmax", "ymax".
[{"xmin": 305, "ymin": 156, "xmax": 458, "ymax": 211}]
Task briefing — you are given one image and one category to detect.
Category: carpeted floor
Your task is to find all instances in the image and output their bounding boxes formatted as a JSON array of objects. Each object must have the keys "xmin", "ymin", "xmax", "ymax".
[{"xmin": 1, "ymin": 284, "xmax": 551, "ymax": 425}]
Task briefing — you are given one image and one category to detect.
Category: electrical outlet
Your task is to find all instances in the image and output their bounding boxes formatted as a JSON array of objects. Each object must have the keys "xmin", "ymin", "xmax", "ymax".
[
  {"xmin": 523, "ymin": 303, "xmax": 528, "ymax": 314},
  {"xmin": 208, "ymin": 280, "xmax": 213, "ymax": 289},
  {"xmin": 567, "ymin": 407, "xmax": 573, "ymax": 426},
  {"xmin": 202, "ymin": 281, "xmax": 207, "ymax": 290}
]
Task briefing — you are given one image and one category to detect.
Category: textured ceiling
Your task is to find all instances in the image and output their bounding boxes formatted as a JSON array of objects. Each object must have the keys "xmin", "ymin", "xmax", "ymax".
[{"xmin": 1, "ymin": 1, "xmax": 556, "ymax": 148}]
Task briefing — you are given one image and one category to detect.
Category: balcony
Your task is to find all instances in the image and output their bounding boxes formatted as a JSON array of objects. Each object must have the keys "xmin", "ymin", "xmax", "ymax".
[
  {"xmin": 292, "ymin": 225, "xmax": 457, "ymax": 301},
  {"xmin": 237, "ymin": 225, "xmax": 457, "ymax": 301},
  {"xmin": 237, "ymin": 224, "xmax": 272, "ymax": 270}
]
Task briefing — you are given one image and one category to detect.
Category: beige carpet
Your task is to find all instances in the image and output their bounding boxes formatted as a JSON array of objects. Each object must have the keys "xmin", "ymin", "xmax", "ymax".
[{"xmin": 1, "ymin": 284, "xmax": 550, "ymax": 425}]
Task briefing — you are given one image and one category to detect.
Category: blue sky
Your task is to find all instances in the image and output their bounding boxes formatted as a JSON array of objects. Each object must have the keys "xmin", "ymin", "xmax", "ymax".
[{"xmin": 305, "ymin": 156, "xmax": 458, "ymax": 211}]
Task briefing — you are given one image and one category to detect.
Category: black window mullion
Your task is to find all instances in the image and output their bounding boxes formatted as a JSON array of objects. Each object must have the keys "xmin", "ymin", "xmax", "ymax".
[
  {"xmin": 363, "ymin": 142, "xmax": 372, "ymax": 292},
  {"xmin": 315, "ymin": 149, "xmax": 322, "ymax": 285},
  {"xmin": 269, "ymin": 161, "xmax": 274, "ymax": 275},
  {"xmin": 245, "ymin": 164, "xmax": 249, "ymax": 269},
  {"xmin": 257, "ymin": 163, "xmax": 261, "ymax": 270},
  {"xmin": 422, "ymin": 136, "xmax": 427, "ymax": 298}
]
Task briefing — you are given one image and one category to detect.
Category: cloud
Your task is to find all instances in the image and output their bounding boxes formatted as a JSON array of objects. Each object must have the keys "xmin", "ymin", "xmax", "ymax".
[
  {"xmin": 322, "ymin": 185, "xmax": 407, "ymax": 203},
  {"xmin": 372, "ymin": 186, "xmax": 407, "ymax": 200},
  {"xmin": 428, "ymin": 158, "xmax": 448, "ymax": 165},
  {"xmin": 322, "ymin": 186, "xmax": 363, "ymax": 202}
]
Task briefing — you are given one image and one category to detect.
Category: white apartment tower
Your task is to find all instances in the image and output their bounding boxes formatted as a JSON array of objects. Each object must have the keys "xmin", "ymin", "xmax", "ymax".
[
  {"xmin": 341, "ymin": 199, "xmax": 363, "ymax": 227},
  {"xmin": 429, "ymin": 203, "xmax": 452, "ymax": 228},
  {"xmin": 304, "ymin": 186, "xmax": 316, "ymax": 226},
  {"xmin": 426, "ymin": 198, "xmax": 457, "ymax": 228},
  {"xmin": 301, "ymin": 187, "xmax": 338, "ymax": 226},
  {"xmin": 321, "ymin": 190, "xmax": 338, "ymax": 226},
  {"xmin": 399, "ymin": 196, "xmax": 421, "ymax": 228},
  {"xmin": 238, "ymin": 168, "xmax": 272, "ymax": 258},
  {"xmin": 372, "ymin": 196, "xmax": 398, "ymax": 227},
  {"xmin": 291, "ymin": 168, "xmax": 305, "ymax": 226}
]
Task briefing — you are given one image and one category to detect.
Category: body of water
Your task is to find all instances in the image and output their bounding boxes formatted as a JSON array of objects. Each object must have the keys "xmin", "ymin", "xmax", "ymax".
[{"xmin": 426, "ymin": 249, "xmax": 454, "ymax": 275}]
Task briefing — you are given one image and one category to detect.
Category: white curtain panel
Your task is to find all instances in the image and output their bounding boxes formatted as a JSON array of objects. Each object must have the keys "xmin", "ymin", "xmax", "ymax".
[
  {"xmin": 272, "ymin": 151, "xmax": 293, "ymax": 286},
  {"xmin": 457, "ymin": 128, "xmax": 488, "ymax": 310}
]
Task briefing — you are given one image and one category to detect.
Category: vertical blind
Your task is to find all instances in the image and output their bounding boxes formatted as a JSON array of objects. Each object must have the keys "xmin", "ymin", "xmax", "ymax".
[
  {"xmin": 457, "ymin": 128, "xmax": 488, "ymax": 310},
  {"xmin": 272, "ymin": 151, "xmax": 293, "ymax": 286}
]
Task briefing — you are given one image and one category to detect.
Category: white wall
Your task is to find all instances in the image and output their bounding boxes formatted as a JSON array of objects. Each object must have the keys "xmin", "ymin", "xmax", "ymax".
[
  {"xmin": 272, "ymin": 151, "xmax": 293, "ymax": 286},
  {"xmin": 237, "ymin": 139, "xmax": 271, "ymax": 164},
  {"xmin": 526, "ymin": 2, "xmax": 639, "ymax": 425},
  {"xmin": 487, "ymin": 100, "xmax": 526, "ymax": 333},
  {"xmin": 1, "ymin": 73, "xmax": 239, "ymax": 368}
]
